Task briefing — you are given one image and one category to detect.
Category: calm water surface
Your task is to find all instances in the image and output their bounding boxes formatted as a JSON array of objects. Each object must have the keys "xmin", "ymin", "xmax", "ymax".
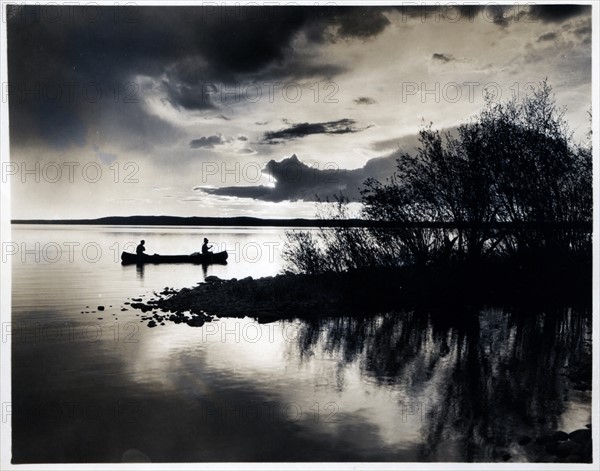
[{"xmin": 10, "ymin": 225, "xmax": 592, "ymax": 463}]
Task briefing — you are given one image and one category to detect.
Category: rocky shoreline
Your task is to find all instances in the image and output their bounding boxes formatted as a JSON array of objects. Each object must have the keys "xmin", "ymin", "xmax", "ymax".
[
  {"xmin": 127, "ymin": 272, "xmax": 356, "ymax": 328},
  {"xmin": 124, "ymin": 267, "xmax": 442, "ymax": 327},
  {"xmin": 123, "ymin": 261, "xmax": 592, "ymax": 329}
]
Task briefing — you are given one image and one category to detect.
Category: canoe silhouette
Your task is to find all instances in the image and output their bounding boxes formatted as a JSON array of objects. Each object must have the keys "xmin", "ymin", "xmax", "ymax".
[{"xmin": 121, "ymin": 251, "xmax": 228, "ymax": 265}]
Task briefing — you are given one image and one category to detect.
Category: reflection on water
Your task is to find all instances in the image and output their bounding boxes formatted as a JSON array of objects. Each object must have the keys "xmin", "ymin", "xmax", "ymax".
[
  {"xmin": 10, "ymin": 225, "xmax": 592, "ymax": 463},
  {"xmin": 292, "ymin": 307, "xmax": 592, "ymax": 461}
]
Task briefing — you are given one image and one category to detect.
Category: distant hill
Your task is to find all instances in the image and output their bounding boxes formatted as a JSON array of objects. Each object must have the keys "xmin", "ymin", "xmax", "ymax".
[
  {"xmin": 11, "ymin": 215, "xmax": 372, "ymax": 227},
  {"xmin": 11, "ymin": 216, "xmax": 591, "ymax": 229}
]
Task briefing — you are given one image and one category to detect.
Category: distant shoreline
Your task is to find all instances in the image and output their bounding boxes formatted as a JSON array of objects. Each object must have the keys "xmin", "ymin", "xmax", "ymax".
[
  {"xmin": 10, "ymin": 216, "xmax": 592, "ymax": 229},
  {"xmin": 10, "ymin": 216, "xmax": 372, "ymax": 227}
]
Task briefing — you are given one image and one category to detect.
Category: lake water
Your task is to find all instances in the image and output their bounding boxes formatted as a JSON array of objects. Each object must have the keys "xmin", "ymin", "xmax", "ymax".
[{"xmin": 9, "ymin": 225, "xmax": 592, "ymax": 463}]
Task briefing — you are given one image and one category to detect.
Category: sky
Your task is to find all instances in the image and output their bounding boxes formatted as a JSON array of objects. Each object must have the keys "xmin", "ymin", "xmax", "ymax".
[{"xmin": 5, "ymin": 3, "xmax": 593, "ymax": 219}]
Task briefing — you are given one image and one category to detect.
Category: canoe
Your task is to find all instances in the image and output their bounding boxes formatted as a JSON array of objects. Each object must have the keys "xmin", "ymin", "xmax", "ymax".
[{"xmin": 121, "ymin": 251, "xmax": 228, "ymax": 265}]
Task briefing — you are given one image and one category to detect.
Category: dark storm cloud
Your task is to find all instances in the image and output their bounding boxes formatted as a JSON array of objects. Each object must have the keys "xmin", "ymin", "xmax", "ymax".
[
  {"xmin": 190, "ymin": 134, "xmax": 225, "ymax": 149},
  {"xmin": 400, "ymin": 4, "xmax": 590, "ymax": 27},
  {"xmin": 397, "ymin": 4, "xmax": 508, "ymax": 26},
  {"xmin": 262, "ymin": 119, "xmax": 367, "ymax": 143},
  {"xmin": 354, "ymin": 97, "xmax": 377, "ymax": 105},
  {"xmin": 198, "ymin": 129, "xmax": 464, "ymax": 202},
  {"xmin": 530, "ymin": 5, "xmax": 588, "ymax": 23},
  {"xmin": 6, "ymin": 5, "xmax": 394, "ymax": 149},
  {"xmin": 537, "ymin": 32, "xmax": 557, "ymax": 42},
  {"xmin": 432, "ymin": 53, "xmax": 455, "ymax": 63},
  {"xmin": 335, "ymin": 8, "xmax": 391, "ymax": 38},
  {"xmin": 197, "ymin": 152, "xmax": 399, "ymax": 203},
  {"xmin": 37, "ymin": 103, "xmax": 87, "ymax": 150},
  {"xmin": 464, "ymin": 4, "xmax": 589, "ymax": 25},
  {"xmin": 7, "ymin": 4, "xmax": 590, "ymax": 150},
  {"xmin": 164, "ymin": 82, "xmax": 217, "ymax": 111}
]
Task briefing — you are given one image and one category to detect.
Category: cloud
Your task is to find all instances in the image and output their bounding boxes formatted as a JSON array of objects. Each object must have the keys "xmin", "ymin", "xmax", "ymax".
[
  {"xmin": 36, "ymin": 103, "xmax": 87, "ymax": 150},
  {"xmin": 399, "ymin": 4, "xmax": 511, "ymax": 27},
  {"xmin": 572, "ymin": 24, "xmax": 592, "ymax": 43},
  {"xmin": 573, "ymin": 25, "xmax": 592, "ymax": 37},
  {"xmin": 6, "ymin": 5, "xmax": 397, "ymax": 147},
  {"xmin": 189, "ymin": 133, "xmax": 255, "ymax": 154},
  {"xmin": 334, "ymin": 8, "xmax": 391, "ymax": 39},
  {"xmin": 6, "ymin": 4, "xmax": 591, "ymax": 151},
  {"xmin": 196, "ymin": 152, "xmax": 400, "ymax": 202},
  {"xmin": 402, "ymin": 4, "xmax": 590, "ymax": 28},
  {"xmin": 530, "ymin": 5, "xmax": 589, "ymax": 23},
  {"xmin": 196, "ymin": 128, "xmax": 465, "ymax": 202},
  {"xmin": 354, "ymin": 97, "xmax": 377, "ymax": 105},
  {"xmin": 537, "ymin": 32, "xmax": 557, "ymax": 42},
  {"xmin": 432, "ymin": 53, "xmax": 455, "ymax": 63},
  {"xmin": 448, "ymin": 4, "xmax": 590, "ymax": 26},
  {"xmin": 250, "ymin": 58, "xmax": 347, "ymax": 83},
  {"xmin": 236, "ymin": 148, "xmax": 256, "ymax": 155},
  {"xmin": 190, "ymin": 134, "xmax": 225, "ymax": 149},
  {"xmin": 261, "ymin": 119, "xmax": 369, "ymax": 143},
  {"xmin": 370, "ymin": 126, "xmax": 459, "ymax": 153},
  {"xmin": 164, "ymin": 83, "xmax": 217, "ymax": 111}
]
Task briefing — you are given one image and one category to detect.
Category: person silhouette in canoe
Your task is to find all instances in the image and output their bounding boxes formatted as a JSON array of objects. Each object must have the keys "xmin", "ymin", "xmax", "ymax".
[
  {"xmin": 136, "ymin": 240, "xmax": 146, "ymax": 256},
  {"xmin": 201, "ymin": 238, "xmax": 213, "ymax": 255}
]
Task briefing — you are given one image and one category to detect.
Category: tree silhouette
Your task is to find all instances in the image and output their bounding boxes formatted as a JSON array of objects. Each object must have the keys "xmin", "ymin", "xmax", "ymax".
[{"xmin": 284, "ymin": 80, "xmax": 592, "ymax": 273}]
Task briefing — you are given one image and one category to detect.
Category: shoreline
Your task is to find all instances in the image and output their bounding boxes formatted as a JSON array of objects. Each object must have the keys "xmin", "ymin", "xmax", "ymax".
[{"xmin": 129, "ymin": 262, "xmax": 592, "ymax": 327}]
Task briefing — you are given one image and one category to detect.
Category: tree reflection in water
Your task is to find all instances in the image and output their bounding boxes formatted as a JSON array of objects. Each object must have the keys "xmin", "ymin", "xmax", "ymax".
[{"xmin": 292, "ymin": 306, "xmax": 592, "ymax": 461}]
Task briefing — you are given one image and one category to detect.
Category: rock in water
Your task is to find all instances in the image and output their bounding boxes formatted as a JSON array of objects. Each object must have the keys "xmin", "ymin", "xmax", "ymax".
[
  {"xmin": 131, "ymin": 302, "xmax": 152, "ymax": 312},
  {"xmin": 186, "ymin": 317, "xmax": 205, "ymax": 327}
]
